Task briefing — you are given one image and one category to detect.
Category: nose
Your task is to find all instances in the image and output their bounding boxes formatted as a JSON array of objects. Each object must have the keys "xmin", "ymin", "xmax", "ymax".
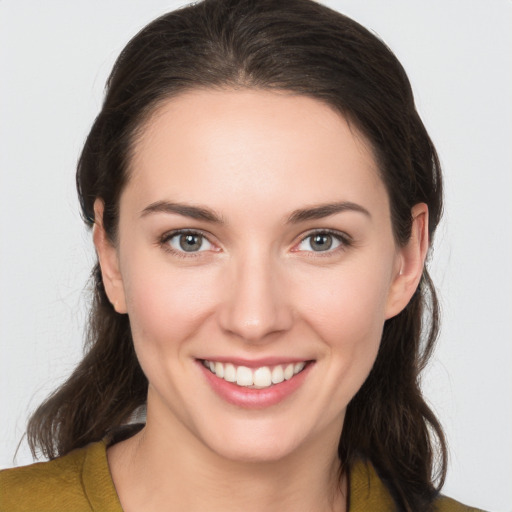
[{"xmin": 218, "ymin": 250, "xmax": 293, "ymax": 344}]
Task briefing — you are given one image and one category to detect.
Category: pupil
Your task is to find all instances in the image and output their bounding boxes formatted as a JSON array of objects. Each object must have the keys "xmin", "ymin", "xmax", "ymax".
[
  {"xmin": 179, "ymin": 234, "xmax": 202, "ymax": 252},
  {"xmin": 311, "ymin": 234, "xmax": 332, "ymax": 251}
]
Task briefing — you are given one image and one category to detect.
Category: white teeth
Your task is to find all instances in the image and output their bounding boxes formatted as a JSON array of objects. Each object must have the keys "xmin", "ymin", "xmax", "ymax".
[
  {"xmin": 284, "ymin": 363, "xmax": 294, "ymax": 380},
  {"xmin": 253, "ymin": 366, "xmax": 272, "ymax": 387},
  {"xmin": 203, "ymin": 359, "xmax": 308, "ymax": 388},
  {"xmin": 236, "ymin": 366, "xmax": 253, "ymax": 386},
  {"xmin": 271, "ymin": 365, "xmax": 284, "ymax": 384},
  {"xmin": 215, "ymin": 361, "xmax": 224, "ymax": 378},
  {"xmin": 294, "ymin": 362, "xmax": 305, "ymax": 373},
  {"xmin": 224, "ymin": 363, "xmax": 236, "ymax": 382}
]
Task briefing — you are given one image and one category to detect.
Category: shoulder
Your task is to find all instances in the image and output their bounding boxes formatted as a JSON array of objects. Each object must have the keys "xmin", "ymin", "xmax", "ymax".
[
  {"xmin": 0, "ymin": 445, "xmax": 89, "ymax": 512},
  {"xmin": 433, "ymin": 495, "xmax": 488, "ymax": 512},
  {"xmin": 349, "ymin": 458, "xmax": 487, "ymax": 512},
  {"xmin": 0, "ymin": 440, "xmax": 121, "ymax": 512}
]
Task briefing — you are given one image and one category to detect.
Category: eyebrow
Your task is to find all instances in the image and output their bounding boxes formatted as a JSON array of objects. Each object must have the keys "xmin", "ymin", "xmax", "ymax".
[
  {"xmin": 287, "ymin": 201, "xmax": 371, "ymax": 223},
  {"xmin": 140, "ymin": 200, "xmax": 370, "ymax": 224},
  {"xmin": 140, "ymin": 200, "xmax": 224, "ymax": 223}
]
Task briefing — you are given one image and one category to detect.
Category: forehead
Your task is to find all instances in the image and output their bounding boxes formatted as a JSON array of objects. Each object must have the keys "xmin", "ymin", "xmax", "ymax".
[{"xmin": 125, "ymin": 88, "xmax": 387, "ymax": 220}]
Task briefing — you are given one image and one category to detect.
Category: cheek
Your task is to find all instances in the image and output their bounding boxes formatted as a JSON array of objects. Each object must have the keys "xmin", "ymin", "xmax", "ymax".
[
  {"xmin": 295, "ymin": 261, "xmax": 393, "ymax": 389},
  {"xmin": 299, "ymin": 263, "xmax": 391, "ymax": 341},
  {"xmin": 120, "ymin": 254, "xmax": 219, "ymax": 349}
]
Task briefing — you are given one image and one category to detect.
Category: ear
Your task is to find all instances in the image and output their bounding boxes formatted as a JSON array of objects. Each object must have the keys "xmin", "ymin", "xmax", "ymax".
[
  {"xmin": 385, "ymin": 203, "xmax": 429, "ymax": 319},
  {"xmin": 93, "ymin": 199, "xmax": 127, "ymax": 314}
]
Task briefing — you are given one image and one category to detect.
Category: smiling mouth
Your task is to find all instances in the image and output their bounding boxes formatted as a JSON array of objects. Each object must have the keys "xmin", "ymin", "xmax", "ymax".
[{"xmin": 201, "ymin": 359, "xmax": 309, "ymax": 389}]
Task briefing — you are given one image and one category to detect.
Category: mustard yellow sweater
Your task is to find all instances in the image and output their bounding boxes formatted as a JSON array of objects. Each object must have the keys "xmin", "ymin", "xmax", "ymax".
[{"xmin": 0, "ymin": 441, "xmax": 484, "ymax": 511}]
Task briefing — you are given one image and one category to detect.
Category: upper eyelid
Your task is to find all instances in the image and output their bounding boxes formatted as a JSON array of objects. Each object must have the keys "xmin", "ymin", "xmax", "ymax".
[
  {"xmin": 161, "ymin": 228, "xmax": 215, "ymax": 242},
  {"xmin": 292, "ymin": 229, "xmax": 352, "ymax": 253},
  {"xmin": 296, "ymin": 228, "xmax": 352, "ymax": 243},
  {"xmin": 159, "ymin": 228, "xmax": 218, "ymax": 252},
  {"xmin": 158, "ymin": 229, "xmax": 221, "ymax": 259},
  {"xmin": 158, "ymin": 227, "xmax": 351, "ymax": 250}
]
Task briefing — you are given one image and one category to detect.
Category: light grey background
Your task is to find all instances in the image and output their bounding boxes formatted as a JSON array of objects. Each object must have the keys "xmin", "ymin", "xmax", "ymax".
[{"xmin": 1, "ymin": 1, "xmax": 511, "ymax": 511}]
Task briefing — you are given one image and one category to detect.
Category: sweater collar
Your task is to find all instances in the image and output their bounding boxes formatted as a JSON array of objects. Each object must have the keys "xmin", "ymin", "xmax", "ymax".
[{"xmin": 84, "ymin": 435, "xmax": 395, "ymax": 511}]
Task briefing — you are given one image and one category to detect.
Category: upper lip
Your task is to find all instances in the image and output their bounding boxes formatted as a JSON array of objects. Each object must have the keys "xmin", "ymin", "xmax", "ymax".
[{"xmin": 198, "ymin": 356, "xmax": 313, "ymax": 368}]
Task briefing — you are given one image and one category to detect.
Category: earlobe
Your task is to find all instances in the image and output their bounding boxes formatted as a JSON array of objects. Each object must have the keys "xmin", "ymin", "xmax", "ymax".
[
  {"xmin": 385, "ymin": 203, "xmax": 429, "ymax": 319},
  {"xmin": 93, "ymin": 199, "xmax": 127, "ymax": 314}
]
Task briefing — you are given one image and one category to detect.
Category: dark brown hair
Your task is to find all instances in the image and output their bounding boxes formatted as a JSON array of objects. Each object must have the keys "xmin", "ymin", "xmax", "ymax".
[{"xmin": 27, "ymin": 0, "xmax": 445, "ymax": 509}]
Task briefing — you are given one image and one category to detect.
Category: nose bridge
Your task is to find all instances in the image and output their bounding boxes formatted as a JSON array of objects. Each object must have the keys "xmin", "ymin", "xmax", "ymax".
[{"xmin": 219, "ymin": 244, "xmax": 292, "ymax": 342}]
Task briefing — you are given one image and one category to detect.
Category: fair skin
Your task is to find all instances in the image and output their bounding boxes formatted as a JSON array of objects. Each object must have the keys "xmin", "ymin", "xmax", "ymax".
[{"xmin": 94, "ymin": 89, "xmax": 428, "ymax": 512}]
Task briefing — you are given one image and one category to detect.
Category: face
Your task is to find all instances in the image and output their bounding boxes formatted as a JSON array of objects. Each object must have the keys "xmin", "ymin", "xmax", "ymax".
[{"xmin": 95, "ymin": 89, "xmax": 426, "ymax": 464}]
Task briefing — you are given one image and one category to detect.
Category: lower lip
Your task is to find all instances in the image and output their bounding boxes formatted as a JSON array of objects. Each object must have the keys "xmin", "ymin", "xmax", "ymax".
[{"xmin": 198, "ymin": 361, "xmax": 314, "ymax": 409}]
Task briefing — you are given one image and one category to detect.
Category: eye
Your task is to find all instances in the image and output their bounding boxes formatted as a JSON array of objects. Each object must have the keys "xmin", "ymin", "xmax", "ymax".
[
  {"xmin": 295, "ymin": 230, "xmax": 349, "ymax": 253},
  {"xmin": 163, "ymin": 230, "xmax": 214, "ymax": 253}
]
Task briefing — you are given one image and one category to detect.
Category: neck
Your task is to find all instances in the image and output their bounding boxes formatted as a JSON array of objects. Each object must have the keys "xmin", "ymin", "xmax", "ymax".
[{"xmin": 108, "ymin": 406, "xmax": 347, "ymax": 512}]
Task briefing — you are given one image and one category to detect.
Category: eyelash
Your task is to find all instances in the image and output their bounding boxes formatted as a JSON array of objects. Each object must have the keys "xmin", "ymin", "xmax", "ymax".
[
  {"xmin": 292, "ymin": 229, "xmax": 352, "ymax": 256},
  {"xmin": 158, "ymin": 228, "xmax": 352, "ymax": 258},
  {"xmin": 159, "ymin": 229, "xmax": 216, "ymax": 259}
]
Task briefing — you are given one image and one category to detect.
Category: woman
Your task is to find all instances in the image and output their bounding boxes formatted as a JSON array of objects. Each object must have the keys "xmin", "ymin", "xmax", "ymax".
[{"xmin": 0, "ymin": 0, "xmax": 487, "ymax": 510}]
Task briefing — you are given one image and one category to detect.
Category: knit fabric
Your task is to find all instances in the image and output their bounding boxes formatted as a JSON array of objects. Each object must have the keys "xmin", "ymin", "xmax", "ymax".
[{"xmin": 0, "ymin": 440, "xmax": 485, "ymax": 511}]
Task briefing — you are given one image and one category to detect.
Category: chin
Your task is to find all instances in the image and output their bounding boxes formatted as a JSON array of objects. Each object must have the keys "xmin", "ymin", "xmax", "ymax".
[
  {"xmin": 194, "ymin": 415, "xmax": 322, "ymax": 465},
  {"xmin": 211, "ymin": 436, "xmax": 299, "ymax": 464}
]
